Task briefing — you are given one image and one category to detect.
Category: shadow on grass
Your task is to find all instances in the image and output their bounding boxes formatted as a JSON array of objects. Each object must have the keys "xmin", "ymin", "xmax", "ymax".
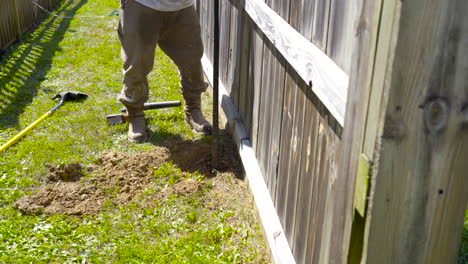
[
  {"xmin": 0, "ymin": 0, "xmax": 88, "ymax": 129},
  {"xmin": 146, "ymin": 127, "xmax": 244, "ymax": 179}
]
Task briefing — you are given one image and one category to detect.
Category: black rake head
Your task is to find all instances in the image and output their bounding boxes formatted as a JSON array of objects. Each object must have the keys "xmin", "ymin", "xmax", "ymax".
[{"xmin": 52, "ymin": 91, "xmax": 88, "ymax": 102}]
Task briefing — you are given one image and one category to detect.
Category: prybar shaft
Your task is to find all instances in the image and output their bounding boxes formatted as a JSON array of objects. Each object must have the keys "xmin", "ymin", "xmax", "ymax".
[{"xmin": 211, "ymin": 0, "xmax": 220, "ymax": 170}]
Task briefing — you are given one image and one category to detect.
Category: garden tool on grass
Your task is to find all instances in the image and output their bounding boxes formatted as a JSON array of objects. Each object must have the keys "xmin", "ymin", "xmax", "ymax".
[
  {"xmin": 0, "ymin": 91, "xmax": 88, "ymax": 153},
  {"xmin": 106, "ymin": 101, "xmax": 181, "ymax": 125}
]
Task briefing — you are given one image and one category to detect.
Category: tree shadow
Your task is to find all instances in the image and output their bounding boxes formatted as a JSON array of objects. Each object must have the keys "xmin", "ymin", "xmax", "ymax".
[{"xmin": 0, "ymin": 0, "xmax": 88, "ymax": 129}]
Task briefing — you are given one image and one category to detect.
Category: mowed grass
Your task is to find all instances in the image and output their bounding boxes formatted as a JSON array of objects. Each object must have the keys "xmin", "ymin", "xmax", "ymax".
[{"xmin": 0, "ymin": 0, "xmax": 267, "ymax": 263}]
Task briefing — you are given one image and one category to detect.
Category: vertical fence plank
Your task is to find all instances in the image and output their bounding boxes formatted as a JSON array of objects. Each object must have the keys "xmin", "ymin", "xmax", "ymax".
[
  {"xmin": 312, "ymin": 0, "xmax": 331, "ymax": 51},
  {"xmin": 13, "ymin": 0, "xmax": 22, "ymax": 40},
  {"xmin": 291, "ymin": 84, "xmax": 321, "ymax": 264},
  {"xmin": 326, "ymin": 0, "xmax": 359, "ymax": 74},
  {"xmin": 305, "ymin": 112, "xmax": 328, "ymax": 263},
  {"xmin": 220, "ymin": 0, "xmax": 231, "ymax": 88},
  {"xmin": 276, "ymin": 64, "xmax": 296, "ymax": 226},
  {"xmin": 266, "ymin": 0, "xmax": 288, "ymax": 202},
  {"xmin": 250, "ymin": 25, "xmax": 264, "ymax": 151},
  {"xmin": 283, "ymin": 71, "xmax": 306, "ymax": 249},
  {"xmin": 227, "ymin": 0, "xmax": 240, "ymax": 107},
  {"xmin": 255, "ymin": 43, "xmax": 272, "ymax": 181},
  {"xmin": 237, "ymin": 9, "xmax": 254, "ymax": 133}
]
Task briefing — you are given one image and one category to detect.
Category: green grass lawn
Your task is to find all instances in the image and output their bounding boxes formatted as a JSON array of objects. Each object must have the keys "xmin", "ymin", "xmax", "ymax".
[{"xmin": 0, "ymin": 0, "xmax": 268, "ymax": 263}]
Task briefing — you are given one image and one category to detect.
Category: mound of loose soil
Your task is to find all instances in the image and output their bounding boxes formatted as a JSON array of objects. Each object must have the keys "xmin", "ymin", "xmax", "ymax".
[
  {"xmin": 15, "ymin": 147, "xmax": 170, "ymax": 215},
  {"xmin": 14, "ymin": 137, "xmax": 242, "ymax": 215}
]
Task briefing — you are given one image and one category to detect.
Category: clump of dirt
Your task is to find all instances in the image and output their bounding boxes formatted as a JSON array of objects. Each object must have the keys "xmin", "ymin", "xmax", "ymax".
[
  {"xmin": 174, "ymin": 179, "xmax": 200, "ymax": 194},
  {"xmin": 45, "ymin": 163, "xmax": 84, "ymax": 183},
  {"xmin": 14, "ymin": 136, "xmax": 243, "ymax": 216}
]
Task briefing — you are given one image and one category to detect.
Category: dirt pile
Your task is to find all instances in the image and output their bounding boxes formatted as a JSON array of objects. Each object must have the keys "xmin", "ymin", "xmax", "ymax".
[
  {"xmin": 15, "ymin": 147, "xmax": 170, "ymax": 215},
  {"xmin": 14, "ymin": 138, "xmax": 242, "ymax": 215}
]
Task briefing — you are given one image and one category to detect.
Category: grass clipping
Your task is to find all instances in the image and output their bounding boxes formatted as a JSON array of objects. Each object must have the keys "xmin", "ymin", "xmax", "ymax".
[{"xmin": 14, "ymin": 140, "xmax": 238, "ymax": 216}]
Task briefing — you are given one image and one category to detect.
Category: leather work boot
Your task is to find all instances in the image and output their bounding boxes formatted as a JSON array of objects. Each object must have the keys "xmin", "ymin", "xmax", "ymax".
[
  {"xmin": 125, "ymin": 105, "xmax": 147, "ymax": 143},
  {"xmin": 185, "ymin": 108, "xmax": 212, "ymax": 135},
  {"xmin": 183, "ymin": 87, "xmax": 212, "ymax": 135}
]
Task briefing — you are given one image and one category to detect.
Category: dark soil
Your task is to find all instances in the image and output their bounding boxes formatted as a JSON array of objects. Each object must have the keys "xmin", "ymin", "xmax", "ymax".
[{"xmin": 14, "ymin": 137, "xmax": 243, "ymax": 215}]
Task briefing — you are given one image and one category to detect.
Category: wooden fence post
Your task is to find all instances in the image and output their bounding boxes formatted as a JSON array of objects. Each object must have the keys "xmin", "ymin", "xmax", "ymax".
[{"xmin": 363, "ymin": 0, "xmax": 468, "ymax": 263}]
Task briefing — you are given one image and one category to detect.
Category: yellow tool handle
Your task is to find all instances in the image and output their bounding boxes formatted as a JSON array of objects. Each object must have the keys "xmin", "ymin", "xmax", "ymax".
[{"xmin": 0, "ymin": 111, "xmax": 53, "ymax": 153}]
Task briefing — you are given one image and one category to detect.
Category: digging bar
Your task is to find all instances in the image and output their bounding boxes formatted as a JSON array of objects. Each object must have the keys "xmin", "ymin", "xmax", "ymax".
[
  {"xmin": 211, "ymin": 0, "xmax": 220, "ymax": 170},
  {"xmin": 106, "ymin": 101, "xmax": 181, "ymax": 125}
]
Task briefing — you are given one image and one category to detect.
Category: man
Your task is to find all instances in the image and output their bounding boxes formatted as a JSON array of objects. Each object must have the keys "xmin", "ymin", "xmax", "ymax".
[{"xmin": 118, "ymin": 0, "xmax": 212, "ymax": 143}]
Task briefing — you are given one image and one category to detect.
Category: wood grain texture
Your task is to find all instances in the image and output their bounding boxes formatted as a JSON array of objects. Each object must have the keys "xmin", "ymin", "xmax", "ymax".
[
  {"xmin": 250, "ymin": 26, "xmax": 264, "ymax": 151},
  {"xmin": 275, "ymin": 63, "xmax": 299, "ymax": 239},
  {"xmin": 236, "ymin": 7, "xmax": 252, "ymax": 132},
  {"xmin": 241, "ymin": 0, "xmax": 348, "ymax": 126},
  {"xmin": 264, "ymin": 0, "xmax": 288, "ymax": 204},
  {"xmin": 266, "ymin": 47, "xmax": 286, "ymax": 201},
  {"xmin": 331, "ymin": 0, "xmax": 386, "ymax": 262},
  {"xmin": 305, "ymin": 113, "xmax": 329, "ymax": 263},
  {"xmin": 365, "ymin": 0, "xmax": 468, "ymax": 263},
  {"xmin": 291, "ymin": 83, "xmax": 321, "ymax": 264},
  {"xmin": 220, "ymin": 0, "xmax": 231, "ymax": 87},
  {"xmin": 311, "ymin": 0, "xmax": 331, "ymax": 51},
  {"xmin": 283, "ymin": 70, "xmax": 306, "ymax": 250},
  {"xmin": 226, "ymin": 0, "xmax": 240, "ymax": 107},
  {"xmin": 255, "ymin": 43, "xmax": 272, "ymax": 182},
  {"xmin": 326, "ymin": 0, "xmax": 359, "ymax": 74}
]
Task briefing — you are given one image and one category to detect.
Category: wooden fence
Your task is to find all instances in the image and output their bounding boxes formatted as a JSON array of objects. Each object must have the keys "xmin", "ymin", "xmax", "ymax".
[
  {"xmin": 198, "ymin": 0, "xmax": 356, "ymax": 263},
  {"xmin": 197, "ymin": 0, "xmax": 468, "ymax": 263},
  {"xmin": 0, "ymin": 0, "xmax": 62, "ymax": 50}
]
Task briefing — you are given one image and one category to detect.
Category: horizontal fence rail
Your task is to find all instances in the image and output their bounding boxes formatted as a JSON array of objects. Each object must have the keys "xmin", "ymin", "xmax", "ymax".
[{"xmin": 241, "ymin": 0, "xmax": 349, "ymax": 126}]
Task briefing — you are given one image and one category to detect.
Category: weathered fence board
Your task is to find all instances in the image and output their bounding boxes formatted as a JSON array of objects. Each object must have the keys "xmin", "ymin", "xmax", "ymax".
[
  {"xmin": 249, "ymin": 26, "xmax": 264, "ymax": 151},
  {"xmin": 327, "ymin": 0, "xmax": 359, "ymax": 73},
  {"xmin": 275, "ymin": 64, "xmax": 296, "ymax": 225},
  {"xmin": 312, "ymin": 0, "xmax": 330, "ymax": 51},
  {"xmin": 291, "ymin": 84, "xmax": 321, "ymax": 263}
]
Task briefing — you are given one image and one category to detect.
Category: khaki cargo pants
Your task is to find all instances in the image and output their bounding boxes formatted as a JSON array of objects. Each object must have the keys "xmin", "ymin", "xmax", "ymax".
[{"xmin": 118, "ymin": 0, "xmax": 206, "ymax": 109}]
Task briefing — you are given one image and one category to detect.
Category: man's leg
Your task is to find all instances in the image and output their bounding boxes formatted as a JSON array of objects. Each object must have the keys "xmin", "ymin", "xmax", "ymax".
[
  {"xmin": 158, "ymin": 6, "xmax": 212, "ymax": 135},
  {"xmin": 118, "ymin": 0, "xmax": 162, "ymax": 142}
]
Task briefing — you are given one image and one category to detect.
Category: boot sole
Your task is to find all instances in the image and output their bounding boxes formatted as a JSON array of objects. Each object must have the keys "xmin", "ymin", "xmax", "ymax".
[{"xmin": 128, "ymin": 134, "xmax": 147, "ymax": 143}]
